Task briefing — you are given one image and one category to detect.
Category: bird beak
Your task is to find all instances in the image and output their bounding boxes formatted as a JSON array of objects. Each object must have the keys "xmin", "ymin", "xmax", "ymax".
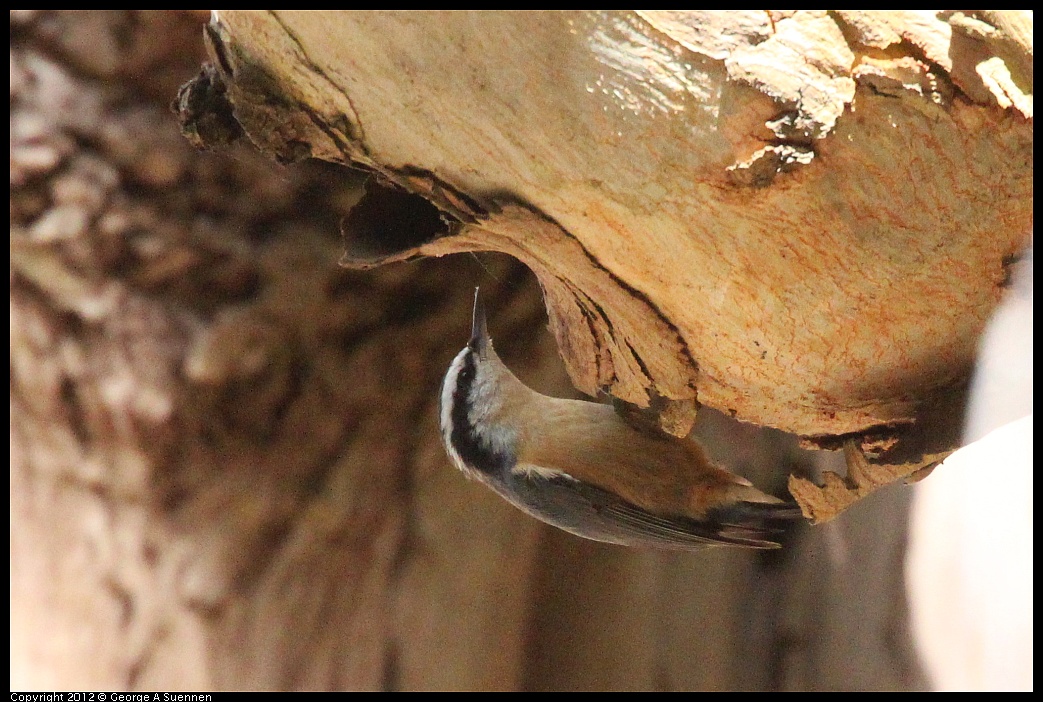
[{"xmin": 469, "ymin": 287, "xmax": 489, "ymax": 356}]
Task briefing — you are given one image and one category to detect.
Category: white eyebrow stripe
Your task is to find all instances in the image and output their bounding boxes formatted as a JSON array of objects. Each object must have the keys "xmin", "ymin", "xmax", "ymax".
[{"xmin": 439, "ymin": 347, "xmax": 470, "ymax": 473}]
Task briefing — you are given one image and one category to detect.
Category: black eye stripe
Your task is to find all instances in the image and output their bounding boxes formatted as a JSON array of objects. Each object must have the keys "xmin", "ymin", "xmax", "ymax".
[{"xmin": 449, "ymin": 351, "xmax": 514, "ymax": 477}]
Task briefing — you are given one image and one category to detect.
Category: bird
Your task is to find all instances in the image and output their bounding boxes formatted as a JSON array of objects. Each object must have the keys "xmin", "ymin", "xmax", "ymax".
[{"xmin": 439, "ymin": 289, "xmax": 802, "ymax": 550}]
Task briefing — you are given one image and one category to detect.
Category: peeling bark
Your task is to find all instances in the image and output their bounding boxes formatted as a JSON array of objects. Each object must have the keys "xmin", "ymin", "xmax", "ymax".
[{"xmin": 176, "ymin": 10, "xmax": 1031, "ymax": 520}]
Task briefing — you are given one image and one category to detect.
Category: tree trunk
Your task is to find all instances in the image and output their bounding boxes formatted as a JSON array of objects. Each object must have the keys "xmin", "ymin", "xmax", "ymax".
[
  {"xmin": 13, "ymin": 10, "xmax": 1029, "ymax": 691},
  {"xmin": 181, "ymin": 10, "xmax": 1032, "ymax": 520}
]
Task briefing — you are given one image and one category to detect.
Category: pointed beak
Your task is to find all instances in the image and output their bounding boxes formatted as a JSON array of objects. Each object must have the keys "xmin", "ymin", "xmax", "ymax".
[{"xmin": 469, "ymin": 287, "xmax": 489, "ymax": 356}]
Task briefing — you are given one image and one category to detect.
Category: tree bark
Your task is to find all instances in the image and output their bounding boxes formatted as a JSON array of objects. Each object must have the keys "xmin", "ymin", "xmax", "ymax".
[
  {"xmin": 180, "ymin": 10, "xmax": 1032, "ymax": 520},
  {"xmin": 14, "ymin": 10, "xmax": 1029, "ymax": 691}
]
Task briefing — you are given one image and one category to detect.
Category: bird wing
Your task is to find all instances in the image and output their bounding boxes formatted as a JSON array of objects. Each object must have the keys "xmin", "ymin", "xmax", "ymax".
[
  {"xmin": 495, "ymin": 467, "xmax": 786, "ymax": 550},
  {"xmin": 515, "ymin": 397, "xmax": 772, "ymax": 517}
]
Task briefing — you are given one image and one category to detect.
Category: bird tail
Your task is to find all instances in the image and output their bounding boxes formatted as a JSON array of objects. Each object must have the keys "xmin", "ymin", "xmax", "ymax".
[{"xmin": 708, "ymin": 494, "xmax": 804, "ymax": 526}]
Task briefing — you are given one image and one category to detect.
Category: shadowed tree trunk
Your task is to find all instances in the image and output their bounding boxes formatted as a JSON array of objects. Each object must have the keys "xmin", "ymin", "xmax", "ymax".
[{"xmin": 13, "ymin": 10, "xmax": 1028, "ymax": 691}]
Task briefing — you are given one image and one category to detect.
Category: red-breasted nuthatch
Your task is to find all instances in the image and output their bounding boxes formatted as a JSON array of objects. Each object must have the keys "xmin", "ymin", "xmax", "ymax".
[{"xmin": 439, "ymin": 290, "xmax": 801, "ymax": 550}]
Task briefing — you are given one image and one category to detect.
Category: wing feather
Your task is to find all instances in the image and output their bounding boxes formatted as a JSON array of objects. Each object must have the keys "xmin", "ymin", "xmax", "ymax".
[{"xmin": 491, "ymin": 468, "xmax": 787, "ymax": 550}]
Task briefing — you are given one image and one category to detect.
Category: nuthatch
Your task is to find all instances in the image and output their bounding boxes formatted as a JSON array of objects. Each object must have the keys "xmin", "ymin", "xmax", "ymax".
[{"xmin": 439, "ymin": 290, "xmax": 801, "ymax": 550}]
